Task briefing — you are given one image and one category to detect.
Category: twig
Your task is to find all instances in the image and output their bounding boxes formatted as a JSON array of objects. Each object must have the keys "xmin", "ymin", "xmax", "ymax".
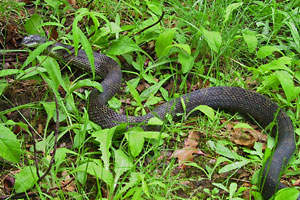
[
  {"xmin": 32, "ymin": 131, "xmax": 41, "ymax": 179},
  {"xmin": 37, "ymin": 95, "xmax": 60, "ymax": 182},
  {"xmin": 132, "ymin": 11, "xmax": 165, "ymax": 36}
]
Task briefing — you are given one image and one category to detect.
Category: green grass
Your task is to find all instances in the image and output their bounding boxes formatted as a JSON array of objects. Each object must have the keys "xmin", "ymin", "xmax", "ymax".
[{"xmin": 0, "ymin": 0, "xmax": 299, "ymax": 199}]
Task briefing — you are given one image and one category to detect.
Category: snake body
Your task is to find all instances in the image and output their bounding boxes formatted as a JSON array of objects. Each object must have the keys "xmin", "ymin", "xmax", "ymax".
[{"xmin": 22, "ymin": 35, "xmax": 298, "ymax": 199}]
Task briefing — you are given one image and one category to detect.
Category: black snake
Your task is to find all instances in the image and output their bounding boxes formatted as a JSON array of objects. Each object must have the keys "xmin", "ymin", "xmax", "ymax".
[{"xmin": 22, "ymin": 35, "xmax": 298, "ymax": 199}]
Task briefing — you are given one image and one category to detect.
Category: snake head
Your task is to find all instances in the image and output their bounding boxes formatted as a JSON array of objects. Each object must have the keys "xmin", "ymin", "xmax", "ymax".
[{"xmin": 22, "ymin": 35, "xmax": 47, "ymax": 47}]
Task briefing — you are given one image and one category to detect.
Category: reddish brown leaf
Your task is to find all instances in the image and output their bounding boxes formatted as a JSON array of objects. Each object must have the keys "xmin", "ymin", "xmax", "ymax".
[
  {"xmin": 68, "ymin": 0, "xmax": 76, "ymax": 6},
  {"xmin": 223, "ymin": 121, "xmax": 267, "ymax": 148},
  {"xmin": 293, "ymin": 179, "xmax": 300, "ymax": 186},
  {"xmin": 173, "ymin": 131, "xmax": 205, "ymax": 168},
  {"xmin": 3, "ymin": 175, "xmax": 15, "ymax": 194}
]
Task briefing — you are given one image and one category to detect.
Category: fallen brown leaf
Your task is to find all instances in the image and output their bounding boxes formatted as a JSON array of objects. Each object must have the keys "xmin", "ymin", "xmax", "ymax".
[
  {"xmin": 293, "ymin": 179, "xmax": 300, "ymax": 186},
  {"xmin": 222, "ymin": 120, "xmax": 267, "ymax": 148},
  {"xmin": 173, "ymin": 131, "xmax": 205, "ymax": 168}
]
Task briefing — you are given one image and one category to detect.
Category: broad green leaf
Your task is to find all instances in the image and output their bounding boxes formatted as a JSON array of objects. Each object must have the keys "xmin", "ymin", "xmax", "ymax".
[
  {"xmin": 22, "ymin": 41, "xmax": 54, "ymax": 69},
  {"xmin": 188, "ymin": 105, "xmax": 215, "ymax": 120},
  {"xmin": 108, "ymin": 36, "xmax": 143, "ymax": 55},
  {"xmin": 127, "ymin": 81, "xmax": 143, "ymax": 108},
  {"xmin": 253, "ymin": 142, "xmax": 264, "ymax": 158},
  {"xmin": 41, "ymin": 101, "xmax": 56, "ymax": 122},
  {"xmin": 77, "ymin": 29, "xmax": 96, "ymax": 78},
  {"xmin": 0, "ymin": 81, "xmax": 8, "ymax": 96},
  {"xmin": 200, "ymin": 27, "xmax": 222, "ymax": 53},
  {"xmin": 70, "ymin": 79, "xmax": 103, "ymax": 93},
  {"xmin": 140, "ymin": 75, "xmax": 172, "ymax": 100},
  {"xmin": 114, "ymin": 149, "xmax": 134, "ymax": 181},
  {"xmin": 78, "ymin": 160, "xmax": 113, "ymax": 186},
  {"xmin": 258, "ymin": 56, "xmax": 292, "ymax": 74},
  {"xmin": 146, "ymin": 0, "xmax": 162, "ymax": 15},
  {"xmin": 38, "ymin": 56, "xmax": 66, "ymax": 91},
  {"xmin": 125, "ymin": 77, "xmax": 140, "ymax": 93},
  {"xmin": 54, "ymin": 148, "xmax": 76, "ymax": 169},
  {"xmin": 233, "ymin": 122, "xmax": 254, "ymax": 130},
  {"xmin": 44, "ymin": 0, "xmax": 63, "ymax": 11},
  {"xmin": 144, "ymin": 96, "xmax": 163, "ymax": 107},
  {"xmin": 242, "ymin": 29, "xmax": 257, "ymax": 53},
  {"xmin": 14, "ymin": 166, "xmax": 38, "ymax": 193},
  {"xmin": 139, "ymin": 131, "xmax": 169, "ymax": 140},
  {"xmin": 73, "ymin": 128, "xmax": 86, "ymax": 149},
  {"xmin": 17, "ymin": 67, "xmax": 47, "ymax": 80},
  {"xmin": 257, "ymin": 74, "xmax": 279, "ymax": 92},
  {"xmin": 178, "ymin": 51, "xmax": 194, "ymax": 74},
  {"xmin": 276, "ymin": 71, "xmax": 299, "ymax": 102},
  {"xmin": 257, "ymin": 46, "xmax": 281, "ymax": 59},
  {"xmin": 0, "ymin": 69, "xmax": 20, "ymax": 77},
  {"xmin": 215, "ymin": 142, "xmax": 240, "ymax": 160},
  {"xmin": 172, "ymin": 43, "xmax": 191, "ymax": 55},
  {"xmin": 224, "ymin": 3, "xmax": 243, "ymax": 23},
  {"xmin": 108, "ymin": 97, "xmax": 122, "ymax": 109},
  {"xmin": 0, "ymin": 102, "xmax": 38, "ymax": 116},
  {"xmin": 0, "ymin": 125, "xmax": 21, "ymax": 163},
  {"xmin": 24, "ymin": 14, "xmax": 44, "ymax": 35},
  {"xmin": 155, "ymin": 29, "xmax": 176, "ymax": 57},
  {"xmin": 126, "ymin": 128, "xmax": 145, "ymax": 157},
  {"xmin": 219, "ymin": 160, "xmax": 250, "ymax": 173},
  {"xmin": 92, "ymin": 127, "xmax": 115, "ymax": 170},
  {"xmin": 147, "ymin": 117, "xmax": 163, "ymax": 126},
  {"xmin": 274, "ymin": 187, "xmax": 300, "ymax": 200},
  {"xmin": 212, "ymin": 183, "xmax": 228, "ymax": 192},
  {"xmin": 72, "ymin": 8, "xmax": 90, "ymax": 55},
  {"xmin": 132, "ymin": 187, "xmax": 143, "ymax": 200}
]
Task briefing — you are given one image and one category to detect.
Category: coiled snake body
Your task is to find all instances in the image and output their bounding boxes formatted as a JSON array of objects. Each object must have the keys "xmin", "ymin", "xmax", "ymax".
[{"xmin": 22, "ymin": 35, "xmax": 298, "ymax": 199}]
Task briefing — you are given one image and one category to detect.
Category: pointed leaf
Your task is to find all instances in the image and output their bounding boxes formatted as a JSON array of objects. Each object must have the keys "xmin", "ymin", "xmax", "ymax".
[
  {"xmin": 14, "ymin": 166, "xmax": 38, "ymax": 193},
  {"xmin": 155, "ymin": 29, "xmax": 176, "ymax": 57},
  {"xmin": 78, "ymin": 161, "xmax": 113, "ymax": 186},
  {"xmin": 126, "ymin": 128, "xmax": 145, "ymax": 157},
  {"xmin": 257, "ymin": 46, "xmax": 281, "ymax": 59},
  {"xmin": 276, "ymin": 70, "xmax": 299, "ymax": 102},
  {"xmin": 242, "ymin": 29, "xmax": 257, "ymax": 53},
  {"xmin": 114, "ymin": 149, "xmax": 133, "ymax": 179},
  {"xmin": 92, "ymin": 127, "xmax": 115, "ymax": 170},
  {"xmin": 224, "ymin": 3, "xmax": 243, "ymax": 23},
  {"xmin": 0, "ymin": 125, "xmax": 21, "ymax": 163},
  {"xmin": 108, "ymin": 36, "xmax": 143, "ymax": 55},
  {"xmin": 38, "ymin": 56, "xmax": 66, "ymax": 91},
  {"xmin": 219, "ymin": 160, "xmax": 249, "ymax": 173},
  {"xmin": 188, "ymin": 105, "xmax": 215, "ymax": 120},
  {"xmin": 200, "ymin": 27, "xmax": 222, "ymax": 53}
]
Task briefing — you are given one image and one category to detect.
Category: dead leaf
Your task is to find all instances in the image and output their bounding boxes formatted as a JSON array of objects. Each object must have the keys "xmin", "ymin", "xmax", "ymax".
[
  {"xmin": 293, "ymin": 179, "xmax": 300, "ymax": 186},
  {"xmin": 173, "ymin": 131, "xmax": 205, "ymax": 168},
  {"xmin": 222, "ymin": 120, "xmax": 267, "ymax": 148},
  {"xmin": 3, "ymin": 175, "xmax": 15, "ymax": 194},
  {"xmin": 61, "ymin": 172, "xmax": 76, "ymax": 192},
  {"xmin": 67, "ymin": 0, "xmax": 76, "ymax": 6},
  {"xmin": 136, "ymin": 81, "xmax": 149, "ymax": 93}
]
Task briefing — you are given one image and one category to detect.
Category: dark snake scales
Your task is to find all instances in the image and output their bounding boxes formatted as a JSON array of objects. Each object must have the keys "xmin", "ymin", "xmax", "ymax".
[{"xmin": 22, "ymin": 35, "xmax": 298, "ymax": 199}]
